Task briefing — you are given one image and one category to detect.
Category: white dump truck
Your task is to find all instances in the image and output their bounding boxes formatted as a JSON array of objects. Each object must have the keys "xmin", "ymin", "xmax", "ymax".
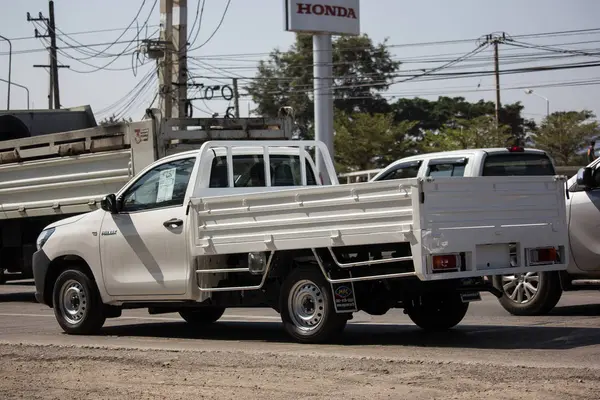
[
  {"xmin": 32, "ymin": 137, "xmax": 571, "ymax": 343},
  {"xmin": 0, "ymin": 113, "xmax": 293, "ymax": 282}
]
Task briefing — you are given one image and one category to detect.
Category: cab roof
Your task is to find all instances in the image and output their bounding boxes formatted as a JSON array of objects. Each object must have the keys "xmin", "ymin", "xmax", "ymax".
[{"xmin": 384, "ymin": 146, "xmax": 546, "ymax": 165}]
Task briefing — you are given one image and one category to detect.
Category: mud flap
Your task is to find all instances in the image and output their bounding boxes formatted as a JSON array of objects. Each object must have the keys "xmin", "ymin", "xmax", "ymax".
[
  {"xmin": 328, "ymin": 268, "xmax": 358, "ymax": 313},
  {"xmin": 331, "ymin": 281, "xmax": 358, "ymax": 313}
]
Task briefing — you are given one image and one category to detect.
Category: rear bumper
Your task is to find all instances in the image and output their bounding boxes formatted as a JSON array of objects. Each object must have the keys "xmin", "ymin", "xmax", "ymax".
[{"xmin": 32, "ymin": 249, "xmax": 51, "ymax": 306}]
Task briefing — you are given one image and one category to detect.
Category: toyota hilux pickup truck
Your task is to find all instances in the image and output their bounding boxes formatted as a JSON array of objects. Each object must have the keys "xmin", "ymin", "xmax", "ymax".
[
  {"xmin": 33, "ymin": 141, "xmax": 570, "ymax": 343},
  {"xmin": 371, "ymin": 145, "xmax": 600, "ymax": 316}
]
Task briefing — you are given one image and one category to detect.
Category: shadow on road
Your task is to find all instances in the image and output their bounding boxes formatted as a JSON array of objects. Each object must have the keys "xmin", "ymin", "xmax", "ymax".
[
  {"xmin": 98, "ymin": 320, "xmax": 600, "ymax": 350},
  {"xmin": 550, "ymin": 303, "xmax": 600, "ymax": 317},
  {"xmin": 0, "ymin": 291, "xmax": 37, "ymax": 303}
]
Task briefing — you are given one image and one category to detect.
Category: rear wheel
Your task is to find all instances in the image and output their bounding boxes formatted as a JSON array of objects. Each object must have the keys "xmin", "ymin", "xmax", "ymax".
[
  {"xmin": 280, "ymin": 266, "xmax": 347, "ymax": 344},
  {"xmin": 52, "ymin": 269, "xmax": 106, "ymax": 334},
  {"xmin": 493, "ymin": 271, "xmax": 562, "ymax": 316},
  {"xmin": 406, "ymin": 293, "xmax": 469, "ymax": 331},
  {"xmin": 179, "ymin": 307, "xmax": 225, "ymax": 326}
]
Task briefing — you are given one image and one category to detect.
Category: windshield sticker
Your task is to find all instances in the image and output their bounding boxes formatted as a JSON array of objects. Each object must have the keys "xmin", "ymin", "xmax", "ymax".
[{"xmin": 156, "ymin": 167, "xmax": 177, "ymax": 202}]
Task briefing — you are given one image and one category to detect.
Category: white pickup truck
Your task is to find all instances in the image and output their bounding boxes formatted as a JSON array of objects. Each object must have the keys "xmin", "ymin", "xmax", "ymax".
[{"xmin": 33, "ymin": 141, "xmax": 570, "ymax": 343}]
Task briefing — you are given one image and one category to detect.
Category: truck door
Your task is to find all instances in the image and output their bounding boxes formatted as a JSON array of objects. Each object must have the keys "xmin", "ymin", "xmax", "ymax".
[
  {"xmin": 567, "ymin": 164, "xmax": 600, "ymax": 272},
  {"xmin": 99, "ymin": 155, "xmax": 196, "ymax": 296}
]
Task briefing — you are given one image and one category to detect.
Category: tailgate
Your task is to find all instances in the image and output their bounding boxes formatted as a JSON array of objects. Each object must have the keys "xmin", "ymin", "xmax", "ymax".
[
  {"xmin": 188, "ymin": 179, "xmax": 420, "ymax": 256},
  {"xmin": 415, "ymin": 175, "xmax": 569, "ymax": 280}
]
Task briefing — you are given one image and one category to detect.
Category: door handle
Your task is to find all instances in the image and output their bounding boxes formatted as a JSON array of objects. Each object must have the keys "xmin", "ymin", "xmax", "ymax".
[{"xmin": 163, "ymin": 218, "xmax": 183, "ymax": 228}]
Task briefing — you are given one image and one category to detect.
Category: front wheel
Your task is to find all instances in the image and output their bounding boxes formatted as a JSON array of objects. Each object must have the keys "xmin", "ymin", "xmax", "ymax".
[
  {"xmin": 280, "ymin": 266, "xmax": 348, "ymax": 344},
  {"xmin": 52, "ymin": 269, "xmax": 106, "ymax": 334},
  {"xmin": 406, "ymin": 293, "xmax": 469, "ymax": 331},
  {"xmin": 493, "ymin": 271, "xmax": 562, "ymax": 316}
]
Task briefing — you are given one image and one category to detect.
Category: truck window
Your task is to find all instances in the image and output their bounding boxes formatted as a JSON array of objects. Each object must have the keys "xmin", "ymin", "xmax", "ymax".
[
  {"xmin": 377, "ymin": 162, "xmax": 420, "ymax": 181},
  {"xmin": 120, "ymin": 157, "xmax": 195, "ymax": 212},
  {"xmin": 427, "ymin": 162, "xmax": 466, "ymax": 177},
  {"xmin": 209, "ymin": 155, "xmax": 317, "ymax": 188},
  {"xmin": 482, "ymin": 153, "xmax": 555, "ymax": 176}
]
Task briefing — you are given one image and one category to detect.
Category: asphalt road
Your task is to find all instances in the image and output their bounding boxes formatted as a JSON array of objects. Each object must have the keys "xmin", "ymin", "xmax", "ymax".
[{"xmin": 1, "ymin": 280, "xmax": 600, "ymax": 369}]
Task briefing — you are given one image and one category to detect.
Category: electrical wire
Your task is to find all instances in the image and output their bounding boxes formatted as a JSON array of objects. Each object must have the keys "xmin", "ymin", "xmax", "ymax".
[
  {"xmin": 188, "ymin": 0, "xmax": 231, "ymax": 52},
  {"xmin": 54, "ymin": 0, "xmax": 157, "ymax": 62},
  {"xmin": 96, "ymin": 65, "xmax": 157, "ymax": 115},
  {"xmin": 187, "ymin": 0, "xmax": 206, "ymax": 49}
]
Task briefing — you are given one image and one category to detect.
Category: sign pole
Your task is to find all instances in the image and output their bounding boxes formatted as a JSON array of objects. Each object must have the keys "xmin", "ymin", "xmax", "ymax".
[
  {"xmin": 283, "ymin": 0, "xmax": 360, "ymax": 183},
  {"xmin": 313, "ymin": 33, "xmax": 333, "ymax": 184}
]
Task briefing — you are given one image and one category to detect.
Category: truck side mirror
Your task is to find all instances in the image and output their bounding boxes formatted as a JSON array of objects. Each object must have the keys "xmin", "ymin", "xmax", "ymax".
[
  {"xmin": 101, "ymin": 194, "xmax": 119, "ymax": 214},
  {"xmin": 576, "ymin": 167, "xmax": 596, "ymax": 189}
]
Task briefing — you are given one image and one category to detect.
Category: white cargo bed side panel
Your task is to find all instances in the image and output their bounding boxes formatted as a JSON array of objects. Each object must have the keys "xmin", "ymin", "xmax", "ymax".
[
  {"xmin": 188, "ymin": 179, "xmax": 421, "ymax": 256},
  {"xmin": 0, "ymin": 150, "xmax": 133, "ymax": 219},
  {"xmin": 417, "ymin": 176, "xmax": 569, "ymax": 280}
]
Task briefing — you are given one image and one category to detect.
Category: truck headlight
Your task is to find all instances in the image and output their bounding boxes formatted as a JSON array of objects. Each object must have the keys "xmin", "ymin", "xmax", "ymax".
[{"xmin": 36, "ymin": 228, "xmax": 55, "ymax": 251}]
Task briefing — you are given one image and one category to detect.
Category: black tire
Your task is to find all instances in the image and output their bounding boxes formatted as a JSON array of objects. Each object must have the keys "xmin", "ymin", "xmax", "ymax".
[
  {"xmin": 406, "ymin": 292, "xmax": 469, "ymax": 331},
  {"xmin": 279, "ymin": 266, "xmax": 348, "ymax": 344},
  {"xmin": 52, "ymin": 269, "xmax": 106, "ymax": 335},
  {"xmin": 179, "ymin": 307, "xmax": 225, "ymax": 326},
  {"xmin": 0, "ymin": 269, "xmax": 6, "ymax": 285},
  {"xmin": 493, "ymin": 271, "xmax": 562, "ymax": 316}
]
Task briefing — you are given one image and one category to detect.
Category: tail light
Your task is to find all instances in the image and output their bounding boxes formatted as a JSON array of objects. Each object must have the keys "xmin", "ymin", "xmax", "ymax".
[
  {"xmin": 527, "ymin": 247, "xmax": 558, "ymax": 265},
  {"xmin": 508, "ymin": 145, "xmax": 524, "ymax": 152},
  {"xmin": 432, "ymin": 254, "xmax": 461, "ymax": 272}
]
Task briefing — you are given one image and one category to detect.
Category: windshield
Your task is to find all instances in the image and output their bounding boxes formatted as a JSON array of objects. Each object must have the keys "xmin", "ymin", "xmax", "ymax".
[{"xmin": 482, "ymin": 153, "xmax": 555, "ymax": 176}]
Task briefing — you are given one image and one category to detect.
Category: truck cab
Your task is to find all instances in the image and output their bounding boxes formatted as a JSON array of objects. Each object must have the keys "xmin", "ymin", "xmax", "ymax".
[{"xmin": 371, "ymin": 146, "xmax": 556, "ymax": 182}]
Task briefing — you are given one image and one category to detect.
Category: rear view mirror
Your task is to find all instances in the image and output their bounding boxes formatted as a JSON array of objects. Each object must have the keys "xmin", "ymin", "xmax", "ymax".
[
  {"xmin": 101, "ymin": 194, "xmax": 119, "ymax": 213},
  {"xmin": 576, "ymin": 167, "xmax": 596, "ymax": 189}
]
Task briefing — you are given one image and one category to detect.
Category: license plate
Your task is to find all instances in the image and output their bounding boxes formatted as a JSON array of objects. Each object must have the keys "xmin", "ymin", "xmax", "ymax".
[{"xmin": 460, "ymin": 292, "xmax": 482, "ymax": 303}]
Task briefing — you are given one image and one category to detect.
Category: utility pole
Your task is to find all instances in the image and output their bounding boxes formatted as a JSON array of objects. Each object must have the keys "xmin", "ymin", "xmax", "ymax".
[
  {"xmin": 158, "ymin": 0, "xmax": 173, "ymax": 118},
  {"xmin": 28, "ymin": 1, "xmax": 62, "ymax": 109},
  {"xmin": 232, "ymin": 78, "xmax": 240, "ymax": 118},
  {"xmin": 157, "ymin": 0, "xmax": 188, "ymax": 119},
  {"xmin": 172, "ymin": 0, "xmax": 187, "ymax": 118},
  {"xmin": 481, "ymin": 32, "xmax": 509, "ymax": 129},
  {"xmin": 493, "ymin": 40, "xmax": 500, "ymax": 128}
]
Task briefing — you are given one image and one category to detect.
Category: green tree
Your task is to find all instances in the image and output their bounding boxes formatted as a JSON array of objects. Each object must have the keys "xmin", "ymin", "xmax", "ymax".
[
  {"xmin": 421, "ymin": 115, "xmax": 513, "ymax": 152},
  {"xmin": 531, "ymin": 110, "xmax": 599, "ymax": 166},
  {"xmin": 333, "ymin": 112, "xmax": 417, "ymax": 172},
  {"xmin": 392, "ymin": 96, "xmax": 535, "ymax": 144},
  {"xmin": 245, "ymin": 33, "xmax": 400, "ymax": 137}
]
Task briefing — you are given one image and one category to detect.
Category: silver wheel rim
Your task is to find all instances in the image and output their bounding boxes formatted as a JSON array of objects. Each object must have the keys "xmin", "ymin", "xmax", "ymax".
[
  {"xmin": 287, "ymin": 279, "xmax": 326, "ymax": 332},
  {"xmin": 502, "ymin": 273, "xmax": 539, "ymax": 304},
  {"xmin": 59, "ymin": 279, "xmax": 88, "ymax": 325}
]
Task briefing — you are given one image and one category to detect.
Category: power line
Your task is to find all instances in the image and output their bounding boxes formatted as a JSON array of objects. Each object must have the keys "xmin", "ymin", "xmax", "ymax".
[
  {"xmin": 53, "ymin": 0, "xmax": 157, "ymax": 61},
  {"xmin": 5, "ymin": 25, "xmax": 161, "ymax": 42},
  {"xmin": 187, "ymin": 0, "xmax": 206, "ymax": 49},
  {"xmin": 188, "ymin": 0, "xmax": 231, "ymax": 52}
]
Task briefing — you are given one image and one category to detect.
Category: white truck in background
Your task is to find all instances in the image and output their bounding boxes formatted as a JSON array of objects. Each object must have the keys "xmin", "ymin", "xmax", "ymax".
[
  {"xmin": 32, "ymin": 138, "xmax": 570, "ymax": 343},
  {"xmin": 0, "ymin": 113, "xmax": 294, "ymax": 282}
]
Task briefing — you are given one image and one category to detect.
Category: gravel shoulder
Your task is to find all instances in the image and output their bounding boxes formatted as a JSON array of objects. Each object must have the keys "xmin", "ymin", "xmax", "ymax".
[{"xmin": 0, "ymin": 343, "xmax": 598, "ymax": 400}]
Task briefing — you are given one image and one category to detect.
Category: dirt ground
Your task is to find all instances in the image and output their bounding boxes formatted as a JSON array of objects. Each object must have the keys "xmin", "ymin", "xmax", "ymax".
[{"xmin": 0, "ymin": 343, "xmax": 598, "ymax": 400}]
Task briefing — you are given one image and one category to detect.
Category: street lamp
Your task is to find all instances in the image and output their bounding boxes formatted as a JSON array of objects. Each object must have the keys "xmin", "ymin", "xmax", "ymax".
[
  {"xmin": 0, "ymin": 34, "xmax": 11, "ymax": 110},
  {"xmin": 524, "ymin": 89, "xmax": 549, "ymax": 118},
  {"xmin": 0, "ymin": 78, "xmax": 29, "ymax": 109}
]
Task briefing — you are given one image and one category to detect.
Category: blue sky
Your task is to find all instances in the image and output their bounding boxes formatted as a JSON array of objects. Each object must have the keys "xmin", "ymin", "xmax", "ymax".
[{"xmin": 1, "ymin": 0, "xmax": 600, "ymax": 125}]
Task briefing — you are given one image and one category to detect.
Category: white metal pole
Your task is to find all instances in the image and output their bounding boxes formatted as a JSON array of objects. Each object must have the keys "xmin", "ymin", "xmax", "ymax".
[{"xmin": 313, "ymin": 34, "xmax": 333, "ymax": 184}]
